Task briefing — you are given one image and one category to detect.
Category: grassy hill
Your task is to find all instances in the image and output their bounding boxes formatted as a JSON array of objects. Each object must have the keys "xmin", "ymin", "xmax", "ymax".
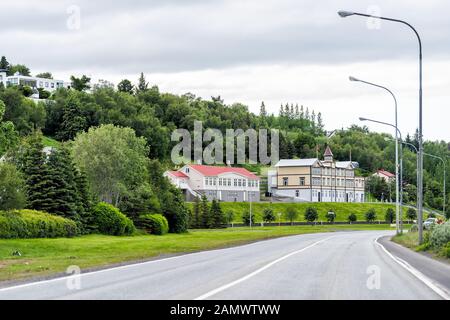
[{"xmin": 187, "ymin": 201, "xmax": 410, "ymax": 223}]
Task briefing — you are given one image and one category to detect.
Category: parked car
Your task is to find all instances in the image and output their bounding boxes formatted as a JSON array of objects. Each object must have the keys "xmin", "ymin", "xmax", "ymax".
[{"xmin": 423, "ymin": 218, "xmax": 437, "ymax": 230}]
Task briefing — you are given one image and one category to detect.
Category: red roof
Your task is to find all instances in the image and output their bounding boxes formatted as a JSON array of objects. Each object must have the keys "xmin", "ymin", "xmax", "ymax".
[
  {"xmin": 189, "ymin": 164, "xmax": 259, "ymax": 179},
  {"xmin": 377, "ymin": 169, "xmax": 395, "ymax": 178},
  {"xmin": 168, "ymin": 171, "xmax": 188, "ymax": 178},
  {"xmin": 324, "ymin": 145, "xmax": 333, "ymax": 157}
]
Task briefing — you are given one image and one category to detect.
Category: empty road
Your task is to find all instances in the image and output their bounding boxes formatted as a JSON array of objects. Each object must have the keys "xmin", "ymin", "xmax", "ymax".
[{"xmin": 0, "ymin": 230, "xmax": 448, "ymax": 300}]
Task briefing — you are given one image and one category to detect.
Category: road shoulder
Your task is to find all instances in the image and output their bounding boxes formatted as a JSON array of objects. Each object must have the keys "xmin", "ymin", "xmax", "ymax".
[{"xmin": 379, "ymin": 236, "xmax": 450, "ymax": 296}]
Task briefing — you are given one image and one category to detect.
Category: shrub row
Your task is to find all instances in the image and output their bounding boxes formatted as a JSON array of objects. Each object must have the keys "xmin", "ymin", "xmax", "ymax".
[
  {"xmin": 0, "ymin": 210, "xmax": 78, "ymax": 239},
  {"xmin": 139, "ymin": 214, "xmax": 169, "ymax": 235}
]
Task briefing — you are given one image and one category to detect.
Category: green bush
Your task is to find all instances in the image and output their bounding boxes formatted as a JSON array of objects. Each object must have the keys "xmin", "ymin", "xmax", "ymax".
[
  {"xmin": 385, "ymin": 208, "xmax": 395, "ymax": 223},
  {"xmin": 348, "ymin": 213, "xmax": 357, "ymax": 223},
  {"xmin": 304, "ymin": 207, "xmax": 318, "ymax": 224},
  {"xmin": 242, "ymin": 211, "xmax": 255, "ymax": 226},
  {"xmin": 441, "ymin": 242, "xmax": 450, "ymax": 259},
  {"xmin": 0, "ymin": 210, "xmax": 78, "ymax": 239},
  {"xmin": 326, "ymin": 211, "xmax": 336, "ymax": 223},
  {"xmin": 92, "ymin": 202, "xmax": 135, "ymax": 236},
  {"xmin": 262, "ymin": 208, "xmax": 276, "ymax": 223},
  {"xmin": 365, "ymin": 209, "xmax": 377, "ymax": 223},
  {"xmin": 429, "ymin": 222, "xmax": 450, "ymax": 249},
  {"xmin": 140, "ymin": 214, "xmax": 169, "ymax": 235},
  {"xmin": 406, "ymin": 208, "xmax": 417, "ymax": 221}
]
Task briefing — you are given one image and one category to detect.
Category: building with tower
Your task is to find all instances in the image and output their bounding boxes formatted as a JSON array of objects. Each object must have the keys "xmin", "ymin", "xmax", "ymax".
[{"xmin": 268, "ymin": 146, "xmax": 366, "ymax": 203}]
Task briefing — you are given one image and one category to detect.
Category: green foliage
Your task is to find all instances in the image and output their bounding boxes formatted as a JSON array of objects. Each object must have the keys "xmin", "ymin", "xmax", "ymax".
[
  {"xmin": 225, "ymin": 210, "xmax": 234, "ymax": 225},
  {"xmin": 70, "ymin": 75, "xmax": 91, "ymax": 91},
  {"xmin": 0, "ymin": 163, "xmax": 26, "ymax": 210},
  {"xmin": 0, "ymin": 209, "xmax": 78, "ymax": 239},
  {"xmin": 262, "ymin": 208, "xmax": 276, "ymax": 223},
  {"xmin": 0, "ymin": 56, "xmax": 10, "ymax": 71},
  {"xmin": 117, "ymin": 79, "xmax": 134, "ymax": 94},
  {"xmin": 429, "ymin": 222, "xmax": 450, "ymax": 249},
  {"xmin": 91, "ymin": 202, "xmax": 135, "ymax": 236},
  {"xmin": 72, "ymin": 124, "xmax": 149, "ymax": 207},
  {"xmin": 190, "ymin": 196, "xmax": 201, "ymax": 228},
  {"xmin": 242, "ymin": 211, "xmax": 255, "ymax": 226},
  {"xmin": 8, "ymin": 64, "xmax": 30, "ymax": 76},
  {"xmin": 326, "ymin": 211, "xmax": 336, "ymax": 223},
  {"xmin": 348, "ymin": 213, "xmax": 357, "ymax": 223},
  {"xmin": 37, "ymin": 88, "xmax": 51, "ymax": 99},
  {"xmin": 35, "ymin": 72, "xmax": 53, "ymax": 79},
  {"xmin": 200, "ymin": 195, "xmax": 210, "ymax": 228},
  {"xmin": 139, "ymin": 214, "xmax": 169, "ymax": 235},
  {"xmin": 365, "ymin": 209, "xmax": 377, "ymax": 223},
  {"xmin": 406, "ymin": 208, "xmax": 417, "ymax": 221},
  {"xmin": 385, "ymin": 208, "xmax": 395, "ymax": 223},
  {"xmin": 19, "ymin": 85, "xmax": 33, "ymax": 97},
  {"xmin": 119, "ymin": 183, "xmax": 160, "ymax": 222},
  {"xmin": 0, "ymin": 100, "xmax": 19, "ymax": 155},
  {"xmin": 210, "ymin": 199, "xmax": 225, "ymax": 228},
  {"xmin": 57, "ymin": 94, "xmax": 87, "ymax": 141},
  {"xmin": 286, "ymin": 207, "xmax": 298, "ymax": 224},
  {"xmin": 304, "ymin": 207, "xmax": 318, "ymax": 223}
]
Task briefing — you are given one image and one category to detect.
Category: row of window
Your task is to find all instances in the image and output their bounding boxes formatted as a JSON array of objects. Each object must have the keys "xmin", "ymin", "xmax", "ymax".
[
  {"xmin": 311, "ymin": 167, "xmax": 355, "ymax": 177},
  {"xmin": 312, "ymin": 190, "xmax": 358, "ymax": 199},
  {"xmin": 284, "ymin": 176, "xmax": 362, "ymax": 188},
  {"xmin": 205, "ymin": 177, "xmax": 259, "ymax": 188}
]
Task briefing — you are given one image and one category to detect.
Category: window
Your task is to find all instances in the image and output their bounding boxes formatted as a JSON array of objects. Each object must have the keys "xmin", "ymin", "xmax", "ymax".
[
  {"xmin": 299, "ymin": 177, "xmax": 305, "ymax": 186},
  {"xmin": 243, "ymin": 180, "xmax": 246, "ymax": 187},
  {"xmin": 295, "ymin": 190, "xmax": 299, "ymax": 197},
  {"xmin": 234, "ymin": 179, "xmax": 237, "ymax": 187},
  {"xmin": 45, "ymin": 82, "xmax": 49, "ymax": 88},
  {"xmin": 219, "ymin": 178, "xmax": 222, "ymax": 186},
  {"xmin": 283, "ymin": 177, "xmax": 288, "ymax": 186},
  {"xmin": 228, "ymin": 179, "xmax": 232, "ymax": 186},
  {"xmin": 312, "ymin": 167, "xmax": 321, "ymax": 175},
  {"xmin": 51, "ymin": 83, "xmax": 55, "ymax": 88},
  {"xmin": 238, "ymin": 179, "xmax": 242, "ymax": 187},
  {"xmin": 312, "ymin": 177, "xmax": 321, "ymax": 186},
  {"xmin": 205, "ymin": 178, "xmax": 208, "ymax": 186}
]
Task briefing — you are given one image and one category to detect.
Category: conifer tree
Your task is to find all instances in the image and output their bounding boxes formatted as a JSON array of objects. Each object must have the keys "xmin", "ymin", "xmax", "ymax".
[
  {"xmin": 22, "ymin": 134, "xmax": 54, "ymax": 212},
  {"xmin": 200, "ymin": 194, "xmax": 210, "ymax": 228},
  {"xmin": 192, "ymin": 196, "xmax": 201, "ymax": 228},
  {"xmin": 210, "ymin": 199, "xmax": 224, "ymax": 228},
  {"xmin": 136, "ymin": 72, "xmax": 149, "ymax": 93}
]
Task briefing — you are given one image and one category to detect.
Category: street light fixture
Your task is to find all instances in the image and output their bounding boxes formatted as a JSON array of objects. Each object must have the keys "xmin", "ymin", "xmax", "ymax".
[
  {"xmin": 360, "ymin": 117, "xmax": 403, "ymax": 234},
  {"xmin": 339, "ymin": 10, "xmax": 425, "ymax": 243},
  {"xmin": 351, "ymin": 76, "xmax": 400, "ymax": 235}
]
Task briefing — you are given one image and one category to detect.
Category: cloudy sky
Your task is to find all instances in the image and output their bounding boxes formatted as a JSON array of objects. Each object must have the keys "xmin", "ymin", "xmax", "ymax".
[{"xmin": 1, "ymin": 0, "xmax": 449, "ymax": 141}]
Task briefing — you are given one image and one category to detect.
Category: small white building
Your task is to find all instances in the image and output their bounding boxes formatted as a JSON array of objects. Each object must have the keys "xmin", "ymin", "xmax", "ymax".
[
  {"xmin": 165, "ymin": 164, "xmax": 260, "ymax": 202},
  {"xmin": 373, "ymin": 169, "xmax": 395, "ymax": 183},
  {"xmin": 0, "ymin": 70, "xmax": 65, "ymax": 92}
]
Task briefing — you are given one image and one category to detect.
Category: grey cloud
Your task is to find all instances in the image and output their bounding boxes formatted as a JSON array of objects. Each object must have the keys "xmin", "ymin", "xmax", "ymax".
[{"xmin": 0, "ymin": 0, "xmax": 449, "ymax": 74}]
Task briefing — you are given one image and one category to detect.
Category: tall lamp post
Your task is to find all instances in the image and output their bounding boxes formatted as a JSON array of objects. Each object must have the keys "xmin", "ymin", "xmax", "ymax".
[
  {"xmin": 350, "ymin": 76, "xmax": 400, "ymax": 232},
  {"xmin": 338, "ymin": 10, "xmax": 424, "ymax": 242},
  {"xmin": 360, "ymin": 117, "xmax": 403, "ymax": 234}
]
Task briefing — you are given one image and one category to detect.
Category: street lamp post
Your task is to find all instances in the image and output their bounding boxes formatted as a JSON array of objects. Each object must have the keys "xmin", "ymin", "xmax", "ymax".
[
  {"xmin": 360, "ymin": 117, "xmax": 403, "ymax": 234},
  {"xmin": 338, "ymin": 10, "xmax": 424, "ymax": 242},
  {"xmin": 350, "ymin": 76, "xmax": 401, "ymax": 232}
]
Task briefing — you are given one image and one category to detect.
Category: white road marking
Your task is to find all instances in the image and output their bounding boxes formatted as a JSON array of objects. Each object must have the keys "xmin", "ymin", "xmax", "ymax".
[
  {"xmin": 195, "ymin": 236, "xmax": 334, "ymax": 300},
  {"xmin": 375, "ymin": 236, "xmax": 450, "ymax": 300},
  {"xmin": 0, "ymin": 232, "xmax": 331, "ymax": 293}
]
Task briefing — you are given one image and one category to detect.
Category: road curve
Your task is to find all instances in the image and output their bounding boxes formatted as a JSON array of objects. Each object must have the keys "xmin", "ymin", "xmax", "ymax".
[{"xmin": 0, "ymin": 230, "xmax": 443, "ymax": 300}]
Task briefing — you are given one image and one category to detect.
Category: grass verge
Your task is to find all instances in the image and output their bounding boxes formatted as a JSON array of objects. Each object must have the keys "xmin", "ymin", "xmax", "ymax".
[{"xmin": 0, "ymin": 224, "xmax": 394, "ymax": 283}]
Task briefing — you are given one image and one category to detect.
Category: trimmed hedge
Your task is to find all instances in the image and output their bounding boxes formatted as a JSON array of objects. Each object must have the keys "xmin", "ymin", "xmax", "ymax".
[
  {"xmin": 0, "ymin": 210, "xmax": 78, "ymax": 239},
  {"xmin": 92, "ymin": 202, "xmax": 135, "ymax": 236},
  {"xmin": 140, "ymin": 214, "xmax": 169, "ymax": 235}
]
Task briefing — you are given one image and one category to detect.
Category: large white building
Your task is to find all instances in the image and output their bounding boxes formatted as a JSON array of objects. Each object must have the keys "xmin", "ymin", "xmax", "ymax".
[
  {"xmin": 165, "ymin": 164, "xmax": 260, "ymax": 202},
  {"xmin": 0, "ymin": 70, "xmax": 66, "ymax": 92},
  {"xmin": 268, "ymin": 146, "xmax": 366, "ymax": 203}
]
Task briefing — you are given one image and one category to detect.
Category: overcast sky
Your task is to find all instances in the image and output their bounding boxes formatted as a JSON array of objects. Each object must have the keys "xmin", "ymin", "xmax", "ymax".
[{"xmin": 1, "ymin": 0, "xmax": 449, "ymax": 141}]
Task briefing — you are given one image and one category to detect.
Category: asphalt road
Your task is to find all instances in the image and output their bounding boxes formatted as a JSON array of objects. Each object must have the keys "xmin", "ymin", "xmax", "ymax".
[{"xmin": 0, "ymin": 230, "xmax": 447, "ymax": 300}]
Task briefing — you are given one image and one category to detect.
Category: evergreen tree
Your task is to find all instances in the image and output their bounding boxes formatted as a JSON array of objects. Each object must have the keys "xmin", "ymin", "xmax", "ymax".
[
  {"xmin": 305, "ymin": 107, "xmax": 310, "ymax": 120},
  {"xmin": 284, "ymin": 103, "xmax": 290, "ymax": 120},
  {"xmin": 74, "ymin": 166, "xmax": 93, "ymax": 231},
  {"xmin": 259, "ymin": 101, "xmax": 267, "ymax": 117},
  {"xmin": 317, "ymin": 112, "xmax": 324, "ymax": 132},
  {"xmin": 210, "ymin": 199, "xmax": 224, "ymax": 228},
  {"xmin": 295, "ymin": 104, "xmax": 300, "ymax": 119},
  {"xmin": 200, "ymin": 194, "xmax": 210, "ymax": 228},
  {"xmin": 0, "ymin": 56, "xmax": 9, "ymax": 71},
  {"xmin": 300, "ymin": 105, "xmax": 304, "ymax": 120},
  {"xmin": 58, "ymin": 95, "xmax": 87, "ymax": 141},
  {"xmin": 46, "ymin": 147, "xmax": 79, "ymax": 221},
  {"xmin": 192, "ymin": 196, "xmax": 201, "ymax": 228},
  {"xmin": 22, "ymin": 134, "xmax": 54, "ymax": 212},
  {"xmin": 279, "ymin": 104, "xmax": 284, "ymax": 117},
  {"xmin": 137, "ymin": 72, "xmax": 149, "ymax": 93}
]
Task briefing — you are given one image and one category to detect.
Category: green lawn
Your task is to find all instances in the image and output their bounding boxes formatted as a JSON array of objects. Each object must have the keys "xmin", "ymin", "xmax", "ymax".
[
  {"xmin": 187, "ymin": 202, "xmax": 409, "ymax": 223},
  {"xmin": 42, "ymin": 136, "xmax": 60, "ymax": 148},
  {"xmin": 0, "ymin": 225, "xmax": 395, "ymax": 282}
]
